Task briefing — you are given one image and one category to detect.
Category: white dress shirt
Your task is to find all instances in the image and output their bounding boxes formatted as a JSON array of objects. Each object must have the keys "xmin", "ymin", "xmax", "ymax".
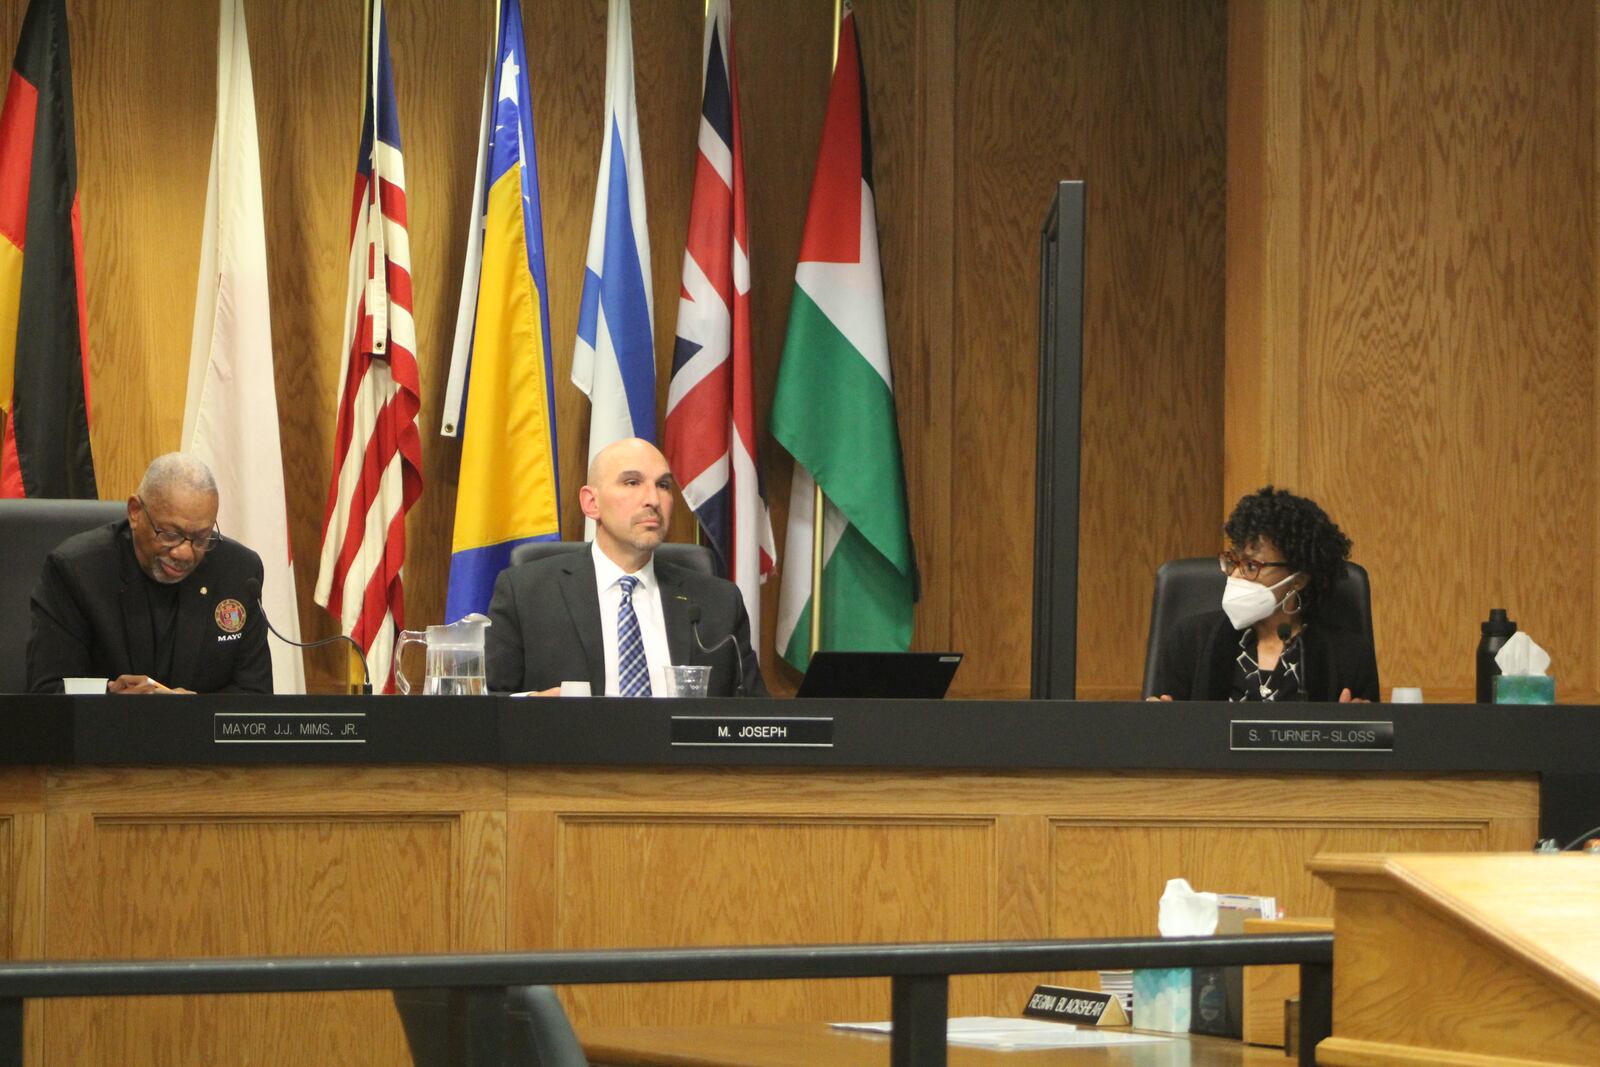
[{"xmin": 591, "ymin": 541, "xmax": 671, "ymax": 695}]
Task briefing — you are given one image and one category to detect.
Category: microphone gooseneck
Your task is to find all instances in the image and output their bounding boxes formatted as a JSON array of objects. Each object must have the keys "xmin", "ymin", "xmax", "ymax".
[
  {"xmin": 1276, "ymin": 622, "xmax": 1292, "ymax": 644},
  {"xmin": 687, "ymin": 601, "xmax": 746, "ymax": 697},
  {"xmin": 246, "ymin": 578, "xmax": 373, "ymax": 694}
]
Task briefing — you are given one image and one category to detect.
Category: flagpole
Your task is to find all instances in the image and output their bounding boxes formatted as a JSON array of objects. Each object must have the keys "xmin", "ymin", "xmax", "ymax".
[
  {"xmin": 349, "ymin": 0, "xmax": 375, "ymax": 696},
  {"xmin": 809, "ymin": 0, "xmax": 843, "ymax": 658}
]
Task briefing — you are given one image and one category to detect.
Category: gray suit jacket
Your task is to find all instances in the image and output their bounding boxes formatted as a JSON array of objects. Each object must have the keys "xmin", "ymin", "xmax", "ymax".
[{"xmin": 485, "ymin": 550, "xmax": 765, "ymax": 697}]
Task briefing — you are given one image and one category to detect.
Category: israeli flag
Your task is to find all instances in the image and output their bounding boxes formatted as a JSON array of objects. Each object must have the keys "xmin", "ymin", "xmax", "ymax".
[{"xmin": 572, "ymin": 0, "xmax": 655, "ymax": 490}]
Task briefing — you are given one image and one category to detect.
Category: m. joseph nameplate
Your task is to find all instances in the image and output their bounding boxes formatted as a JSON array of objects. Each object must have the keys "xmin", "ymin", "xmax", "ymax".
[
  {"xmin": 670, "ymin": 716, "xmax": 833, "ymax": 747},
  {"xmin": 214, "ymin": 713, "xmax": 366, "ymax": 743},
  {"xmin": 1230, "ymin": 719, "xmax": 1393, "ymax": 752}
]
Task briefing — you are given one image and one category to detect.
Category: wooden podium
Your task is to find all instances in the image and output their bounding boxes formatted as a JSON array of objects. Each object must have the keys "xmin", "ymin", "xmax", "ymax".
[
  {"xmin": 0, "ymin": 694, "xmax": 1587, "ymax": 1066},
  {"xmin": 1312, "ymin": 853, "xmax": 1600, "ymax": 1066}
]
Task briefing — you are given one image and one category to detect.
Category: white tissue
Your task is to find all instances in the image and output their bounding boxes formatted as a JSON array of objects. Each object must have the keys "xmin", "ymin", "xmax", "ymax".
[
  {"xmin": 1157, "ymin": 877, "xmax": 1219, "ymax": 937},
  {"xmin": 1495, "ymin": 632, "xmax": 1551, "ymax": 677}
]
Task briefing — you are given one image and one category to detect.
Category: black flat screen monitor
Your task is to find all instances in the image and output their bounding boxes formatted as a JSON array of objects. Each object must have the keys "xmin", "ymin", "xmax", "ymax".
[{"xmin": 794, "ymin": 651, "xmax": 963, "ymax": 699}]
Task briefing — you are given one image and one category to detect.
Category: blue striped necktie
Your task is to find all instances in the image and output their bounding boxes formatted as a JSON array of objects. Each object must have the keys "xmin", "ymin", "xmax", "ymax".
[{"xmin": 616, "ymin": 575, "xmax": 652, "ymax": 697}]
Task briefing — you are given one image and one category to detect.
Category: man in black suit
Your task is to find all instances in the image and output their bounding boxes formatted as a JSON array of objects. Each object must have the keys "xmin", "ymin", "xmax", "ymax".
[
  {"xmin": 486, "ymin": 438, "xmax": 764, "ymax": 696},
  {"xmin": 27, "ymin": 453, "xmax": 273, "ymax": 694}
]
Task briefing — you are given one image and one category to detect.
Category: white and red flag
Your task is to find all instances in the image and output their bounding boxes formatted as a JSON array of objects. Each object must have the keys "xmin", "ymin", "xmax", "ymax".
[
  {"xmin": 663, "ymin": 0, "xmax": 775, "ymax": 643},
  {"xmin": 185, "ymin": 0, "xmax": 303, "ymax": 692},
  {"xmin": 313, "ymin": 0, "xmax": 422, "ymax": 693}
]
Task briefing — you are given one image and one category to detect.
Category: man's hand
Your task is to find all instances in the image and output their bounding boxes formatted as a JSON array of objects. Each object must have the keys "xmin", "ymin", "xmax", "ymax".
[
  {"xmin": 1144, "ymin": 694, "xmax": 1174, "ymax": 702},
  {"xmin": 108, "ymin": 675, "xmax": 191, "ymax": 695}
]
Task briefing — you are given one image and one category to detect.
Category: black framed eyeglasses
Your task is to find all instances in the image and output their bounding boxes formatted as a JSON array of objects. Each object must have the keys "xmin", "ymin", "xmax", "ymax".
[
  {"xmin": 137, "ymin": 497, "xmax": 221, "ymax": 552},
  {"xmin": 1218, "ymin": 550, "xmax": 1289, "ymax": 581}
]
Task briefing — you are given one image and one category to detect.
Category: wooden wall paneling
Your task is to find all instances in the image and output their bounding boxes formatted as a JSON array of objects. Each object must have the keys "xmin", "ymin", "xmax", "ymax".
[
  {"xmin": 727, "ymin": 0, "xmax": 834, "ymax": 692},
  {"xmin": 1295, "ymin": 1, "xmax": 1595, "ymax": 701},
  {"xmin": 460, "ymin": 808, "xmax": 508, "ymax": 951},
  {"xmin": 903, "ymin": 0, "xmax": 956, "ymax": 658},
  {"xmin": 40, "ymin": 766, "xmax": 506, "ymax": 1067},
  {"xmin": 848, "ymin": 0, "xmax": 944, "ymax": 680},
  {"xmin": 991, "ymin": 811, "xmax": 1054, "ymax": 1016},
  {"xmin": 0, "ymin": 771, "xmax": 45, "ymax": 1066},
  {"xmin": 506, "ymin": 766, "xmax": 1534, "ymax": 1024},
  {"xmin": 248, "ymin": 0, "xmax": 374, "ymax": 692},
  {"xmin": 1225, "ymin": 0, "xmax": 1303, "ymax": 502},
  {"xmin": 954, "ymin": 0, "xmax": 1228, "ymax": 699},
  {"xmin": 70, "ymin": 0, "xmax": 216, "ymax": 500},
  {"xmin": 551, "ymin": 815, "xmax": 997, "ymax": 1027},
  {"xmin": 0, "ymin": 769, "xmax": 44, "ymax": 962}
]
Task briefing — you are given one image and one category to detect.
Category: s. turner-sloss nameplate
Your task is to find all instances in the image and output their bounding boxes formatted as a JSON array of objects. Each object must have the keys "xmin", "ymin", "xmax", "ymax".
[
  {"xmin": 1230, "ymin": 719, "xmax": 1393, "ymax": 752},
  {"xmin": 214, "ymin": 712, "xmax": 366, "ymax": 744},
  {"xmin": 670, "ymin": 716, "xmax": 833, "ymax": 747}
]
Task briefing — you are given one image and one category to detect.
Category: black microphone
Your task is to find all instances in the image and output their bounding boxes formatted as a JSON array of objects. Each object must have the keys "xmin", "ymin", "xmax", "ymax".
[
  {"xmin": 1277, "ymin": 623, "xmax": 1292, "ymax": 644},
  {"xmin": 687, "ymin": 601, "xmax": 746, "ymax": 697},
  {"xmin": 246, "ymin": 578, "xmax": 373, "ymax": 694}
]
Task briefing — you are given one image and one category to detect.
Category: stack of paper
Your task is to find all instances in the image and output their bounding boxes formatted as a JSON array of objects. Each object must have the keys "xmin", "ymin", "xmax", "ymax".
[
  {"xmin": 1098, "ymin": 969, "xmax": 1134, "ymax": 1017},
  {"xmin": 830, "ymin": 1017, "xmax": 1170, "ymax": 1051}
]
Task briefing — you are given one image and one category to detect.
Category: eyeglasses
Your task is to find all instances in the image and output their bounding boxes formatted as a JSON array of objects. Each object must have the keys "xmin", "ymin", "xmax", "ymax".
[
  {"xmin": 1218, "ymin": 550, "xmax": 1289, "ymax": 581},
  {"xmin": 137, "ymin": 497, "xmax": 221, "ymax": 552}
]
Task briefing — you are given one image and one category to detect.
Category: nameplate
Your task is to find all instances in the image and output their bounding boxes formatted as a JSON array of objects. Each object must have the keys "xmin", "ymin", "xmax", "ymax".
[
  {"xmin": 1022, "ymin": 984, "xmax": 1128, "ymax": 1026},
  {"xmin": 670, "ymin": 716, "xmax": 834, "ymax": 748},
  {"xmin": 1230, "ymin": 719, "xmax": 1393, "ymax": 752},
  {"xmin": 214, "ymin": 713, "xmax": 366, "ymax": 744}
]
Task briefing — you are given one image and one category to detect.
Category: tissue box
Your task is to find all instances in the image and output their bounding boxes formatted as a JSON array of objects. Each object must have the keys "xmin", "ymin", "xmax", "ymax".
[
  {"xmin": 1132, "ymin": 968, "xmax": 1191, "ymax": 1032},
  {"xmin": 1494, "ymin": 675, "xmax": 1555, "ymax": 704}
]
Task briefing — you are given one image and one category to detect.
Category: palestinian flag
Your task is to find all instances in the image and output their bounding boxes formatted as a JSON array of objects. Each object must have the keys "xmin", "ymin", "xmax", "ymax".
[
  {"xmin": 770, "ymin": 6, "xmax": 915, "ymax": 670},
  {"xmin": 0, "ymin": 0, "xmax": 94, "ymax": 499}
]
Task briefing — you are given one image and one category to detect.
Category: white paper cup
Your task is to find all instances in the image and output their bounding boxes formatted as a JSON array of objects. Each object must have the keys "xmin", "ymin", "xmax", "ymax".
[
  {"xmin": 1389, "ymin": 686, "xmax": 1424, "ymax": 704},
  {"xmin": 661, "ymin": 664, "xmax": 711, "ymax": 698},
  {"xmin": 558, "ymin": 680, "xmax": 592, "ymax": 697},
  {"xmin": 63, "ymin": 677, "xmax": 107, "ymax": 695}
]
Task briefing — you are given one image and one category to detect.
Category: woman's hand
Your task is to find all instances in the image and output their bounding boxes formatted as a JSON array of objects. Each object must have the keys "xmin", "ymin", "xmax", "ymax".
[{"xmin": 1338, "ymin": 688, "xmax": 1369, "ymax": 703}]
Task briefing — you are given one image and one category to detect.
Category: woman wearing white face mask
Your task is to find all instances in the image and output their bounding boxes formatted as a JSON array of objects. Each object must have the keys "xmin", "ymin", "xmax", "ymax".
[{"xmin": 1148, "ymin": 487, "xmax": 1378, "ymax": 703}]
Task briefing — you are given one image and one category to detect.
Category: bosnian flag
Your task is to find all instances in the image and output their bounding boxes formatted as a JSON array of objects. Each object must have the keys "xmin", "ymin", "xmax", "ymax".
[
  {"xmin": 664, "ymin": 0, "xmax": 774, "ymax": 644},
  {"xmin": 441, "ymin": 0, "xmax": 561, "ymax": 621},
  {"xmin": 571, "ymin": 0, "xmax": 654, "ymax": 502}
]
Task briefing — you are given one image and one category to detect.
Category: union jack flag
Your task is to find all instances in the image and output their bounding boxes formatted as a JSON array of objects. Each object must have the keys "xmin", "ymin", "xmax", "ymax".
[
  {"xmin": 664, "ymin": 0, "xmax": 775, "ymax": 642},
  {"xmin": 313, "ymin": 0, "xmax": 422, "ymax": 693}
]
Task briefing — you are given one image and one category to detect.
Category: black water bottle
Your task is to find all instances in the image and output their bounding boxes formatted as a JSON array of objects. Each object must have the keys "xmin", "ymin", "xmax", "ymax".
[{"xmin": 1476, "ymin": 609, "xmax": 1517, "ymax": 703}]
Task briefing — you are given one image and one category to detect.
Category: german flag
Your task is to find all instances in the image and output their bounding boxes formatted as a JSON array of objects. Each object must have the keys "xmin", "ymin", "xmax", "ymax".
[{"xmin": 0, "ymin": 0, "xmax": 93, "ymax": 499}]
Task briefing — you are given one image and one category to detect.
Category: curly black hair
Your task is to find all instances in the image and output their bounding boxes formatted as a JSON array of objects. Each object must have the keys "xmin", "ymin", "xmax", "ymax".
[{"xmin": 1223, "ymin": 486, "xmax": 1352, "ymax": 619}]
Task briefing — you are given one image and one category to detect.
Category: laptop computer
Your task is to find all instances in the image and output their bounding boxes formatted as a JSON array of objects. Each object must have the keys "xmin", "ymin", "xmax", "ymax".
[{"xmin": 794, "ymin": 651, "xmax": 963, "ymax": 699}]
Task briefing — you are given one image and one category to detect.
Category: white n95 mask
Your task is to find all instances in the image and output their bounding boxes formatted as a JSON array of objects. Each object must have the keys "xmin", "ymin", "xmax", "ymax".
[{"xmin": 1221, "ymin": 572, "xmax": 1301, "ymax": 630}]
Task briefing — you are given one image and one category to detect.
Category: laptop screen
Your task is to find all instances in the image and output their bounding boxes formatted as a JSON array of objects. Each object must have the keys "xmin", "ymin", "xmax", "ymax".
[{"xmin": 795, "ymin": 651, "xmax": 963, "ymax": 699}]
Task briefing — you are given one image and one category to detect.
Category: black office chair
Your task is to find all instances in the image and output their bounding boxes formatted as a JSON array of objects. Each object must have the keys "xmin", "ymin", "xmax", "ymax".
[
  {"xmin": 1140, "ymin": 557, "xmax": 1374, "ymax": 699},
  {"xmin": 508, "ymin": 539, "xmax": 717, "ymax": 576},
  {"xmin": 0, "ymin": 497, "xmax": 128, "ymax": 693},
  {"xmin": 393, "ymin": 985, "xmax": 589, "ymax": 1067},
  {"xmin": 506, "ymin": 985, "xmax": 590, "ymax": 1067}
]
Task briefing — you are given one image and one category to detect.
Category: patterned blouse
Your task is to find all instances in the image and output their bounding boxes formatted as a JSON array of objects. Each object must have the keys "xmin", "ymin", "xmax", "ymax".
[{"xmin": 1229, "ymin": 627, "xmax": 1305, "ymax": 702}]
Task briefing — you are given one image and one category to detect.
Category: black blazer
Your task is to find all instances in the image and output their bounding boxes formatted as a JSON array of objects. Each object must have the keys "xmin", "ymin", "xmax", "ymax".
[
  {"xmin": 485, "ymin": 549, "xmax": 766, "ymax": 697},
  {"xmin": 27, "ymin": 520, "xmax": 274, "ymax": 694},
  {"xmin": 1150, "ymin": 609, "xmax": 1379, "ymax": 702}
]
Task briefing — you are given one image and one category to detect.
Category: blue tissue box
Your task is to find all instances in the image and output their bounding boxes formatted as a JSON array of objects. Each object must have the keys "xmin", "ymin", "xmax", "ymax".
[
  {"xmin": 1132, "ymin": 967, "xmax": 1191, "ymax": 1032},
  {"xmin": 1494, "ymin": 675, "xmax": 1555, "ymax": 704}
]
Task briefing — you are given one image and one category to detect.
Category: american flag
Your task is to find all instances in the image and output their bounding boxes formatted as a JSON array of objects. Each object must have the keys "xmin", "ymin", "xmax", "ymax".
[
  {"xmin": 664, "ymin": 0, "xmax": 775, "ymax": 638},
  {"xmin": 313, "ymin": 0, "xmax": 422, "ymax": 693}
]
